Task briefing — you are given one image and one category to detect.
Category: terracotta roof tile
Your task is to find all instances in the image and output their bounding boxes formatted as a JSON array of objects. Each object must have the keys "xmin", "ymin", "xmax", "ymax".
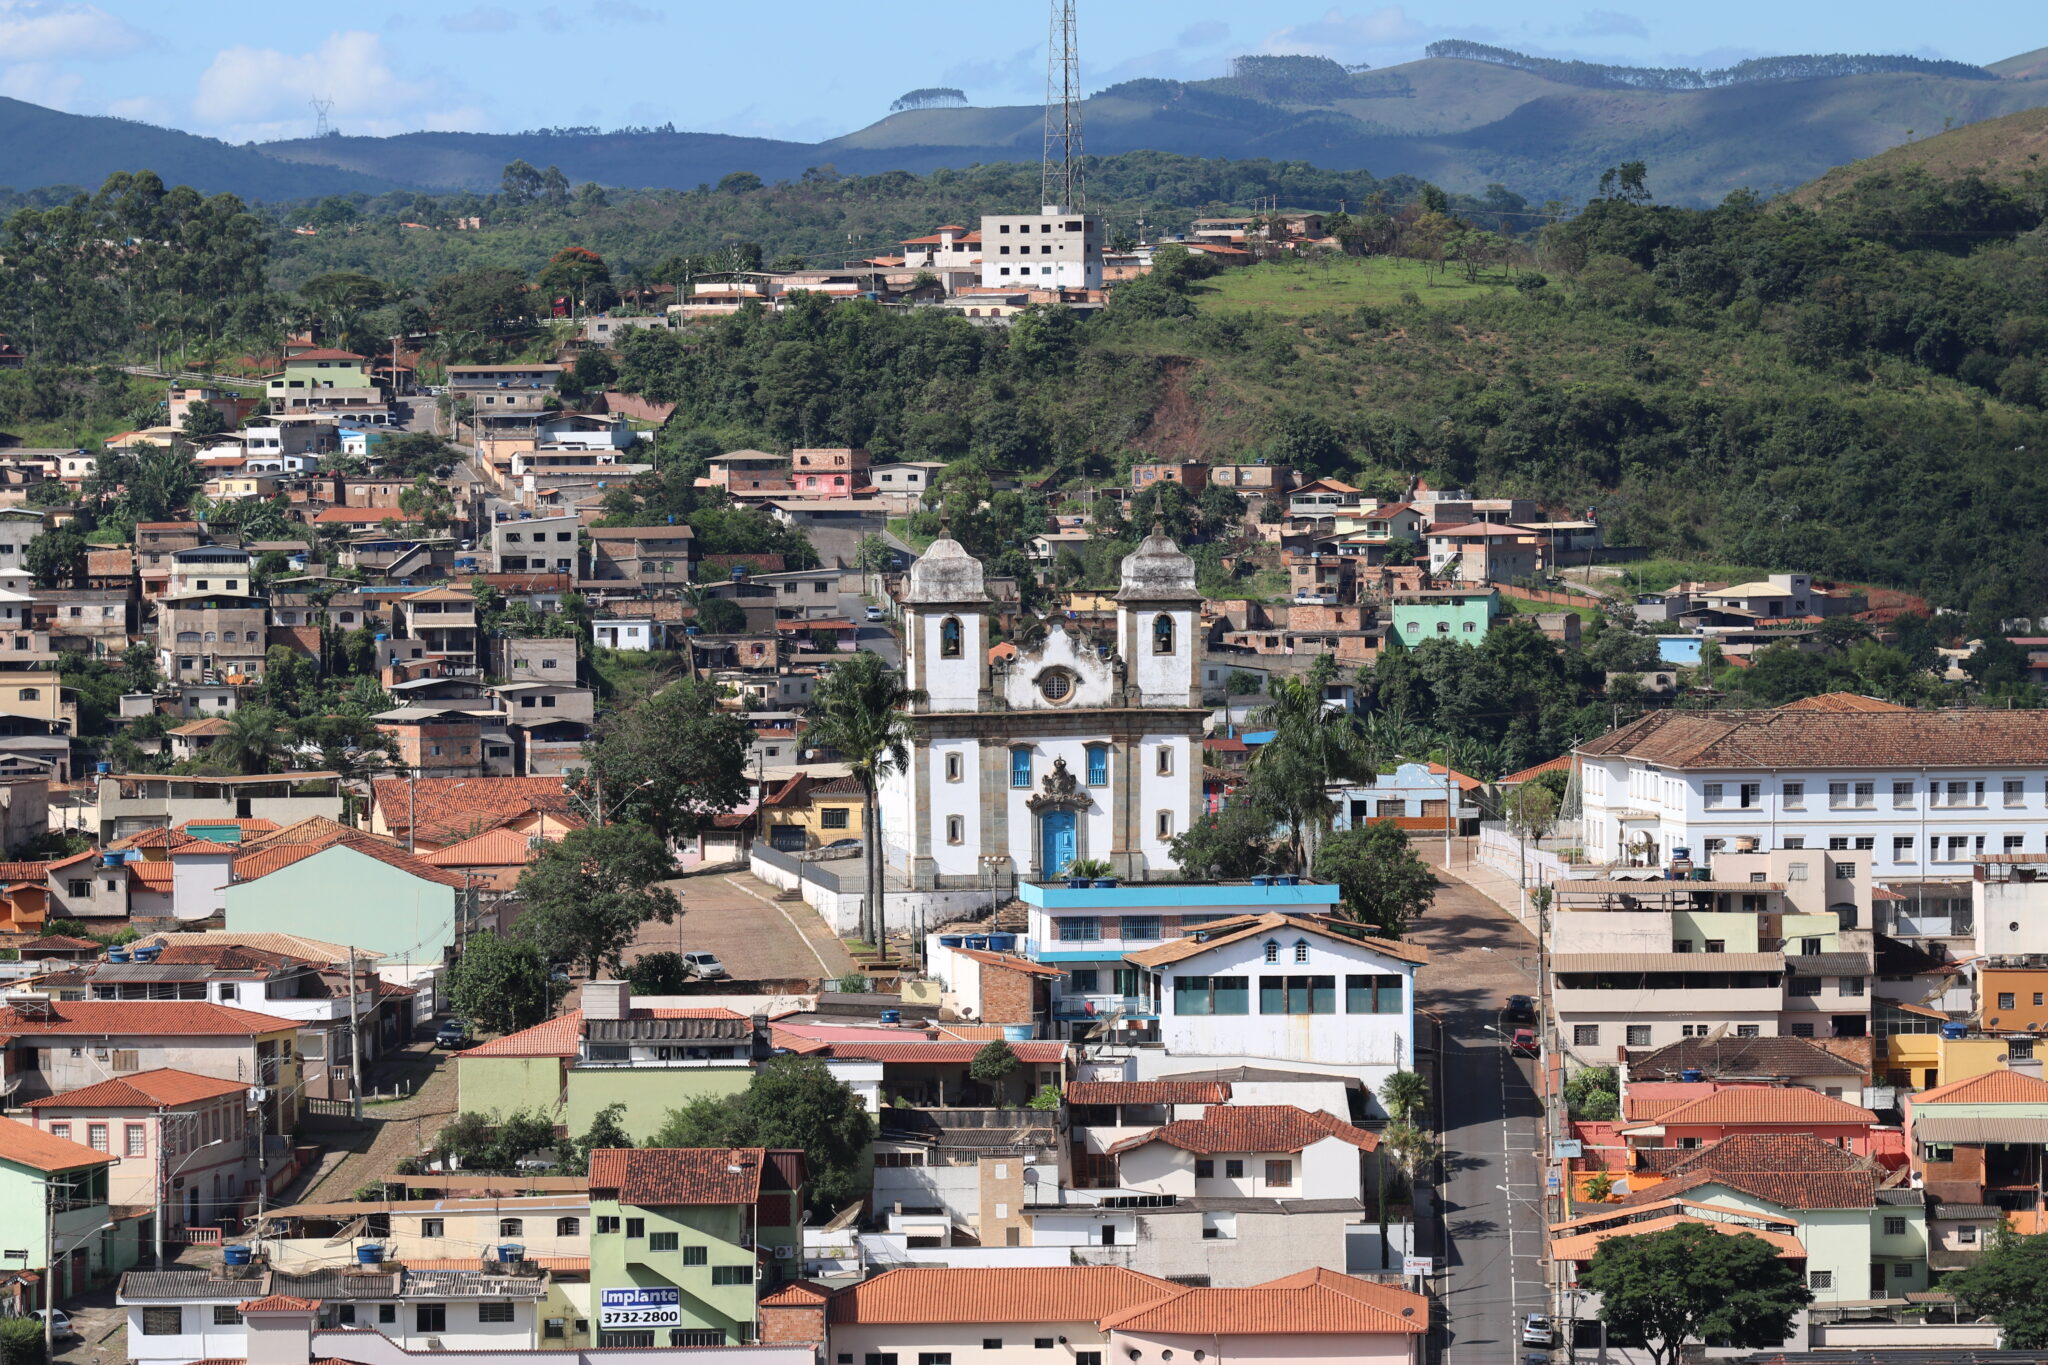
[
  {"xmin": 1776, "ymin": 692, "xmax": 1911, "ymax": 713},
  {"xmin": 418, "ymin": 827, "xmax": 555, "ymax": 868},
  {"xmin": 587, "ymin": 1147, "xmax": 772, "ymax": 1205},
  {"xmin": 1625, "ymin": 1035, "xmax": 1867, "ymax": 1080},
  {"xmin": 16, "ymin": 935, "xmax": 98, "ymax": 953},
  {"xmin": 1623, "ymin": 1085, "xmax": 1876, "ymax": 1129},
  {"xmin": 758, "ymin": 1280, "xmax": 832, "ymax": 1306},
  {"xmin": 1579, "ymin": 708, "xmax": 2048, "ymax": 770},
  {"xmin": 26, "ymin": 1068, "xmax": 248, "ymax": 1110},
  {"xmin": 802, "ymin": 1038, "xmax": 1067, "ymax": 1064},
  {"xmin": 828, "ymin": 1267, "xmax": 1181, "ymax": 1325},
  {"xmin": 1913, "ymin": 1069, "xmax": 2048, "ymax": 1105},
  {"xmin": 1549, "ymin": 1213, "xmax": 1805, "ymax": 1263},
  {"xmin": 1099, "ymin": 1270, "xmax": 1427, "ymax": 1335},
  {"xmin": 232, "ymin": 830, "xmax": 467, "ymax": 889},
  {"xmin": 238, "ymin": 1295, "xmax": 319, "ymax": 1312},
  {"xmin": 0, "ymin": 1000, "xmax": 297, "ymax": 1038},
  {"xmin": 1620, "ymin": 1132, "xmax": 1880, "ymax": 1210},
  {"xmin": 115, "ymin": 828, "xmax": 199, "ymax": 850},
  {"xmin": 0, "ymin": 1114, "xmax": 116, "ymax": 1171},
  {"xmin": 128, "ymin": 861, "xmax": 174, "ymax": 891},
  {"xmin": 1106, "ymin": 1105, "xmax": 1378, "ymax": 1155},
  {"xmin": 370, "ymin": 776, "xmax": 571, "ymax": 848},
  {"xmin": 951, "ymin": 949, "xmax": 1064, "ymax": 978},
  {"xmin": 461, "ymin": 1007, "xmax": 749, "ymax": 1059}
]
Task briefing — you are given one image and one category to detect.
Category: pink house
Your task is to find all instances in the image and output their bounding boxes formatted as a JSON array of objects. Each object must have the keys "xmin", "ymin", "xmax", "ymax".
[
  {"xmin": 791, "ymin": 447, "xmax": 870, "ymax": 499},
  {"xmin": 25, "ymin": 1067, "xmax": 258, "ymax": 1236},
  {"xmin": 1618, "ymin": 1083, "xmax": 1880, "ymax": 1156}
]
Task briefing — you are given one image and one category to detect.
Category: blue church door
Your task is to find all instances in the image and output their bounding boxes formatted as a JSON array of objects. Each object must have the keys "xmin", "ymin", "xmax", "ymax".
[{"xmin": 1041, "ymin": 810, "xmax": 1077, "ymax": 877}]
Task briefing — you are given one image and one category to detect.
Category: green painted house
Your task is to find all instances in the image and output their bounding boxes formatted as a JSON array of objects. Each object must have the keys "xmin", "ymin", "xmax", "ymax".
[
  {"xmin": 454, "ymin": 983, "xmax": 766, "ymax": 1141},
  {"xmin": 1387, "ymin": 587, "xmax": 1503, "ymax": 647},
  {"xmin": 0, "ymin": 1115, "xmax": 139, "ymax": 1307},
  {"xmin": 267, "ymin": 348, "xmax": 376, "ymax": 407},
  {"xmin": 587, "ymin": 1146, "xmax": 807, "ymax": 1347},
  {"xmin": 224, "ymin": 835, "xmax": 464, "ymax": 965}
]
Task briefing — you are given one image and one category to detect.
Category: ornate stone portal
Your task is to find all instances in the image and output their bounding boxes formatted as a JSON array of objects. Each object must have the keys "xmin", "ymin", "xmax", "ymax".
[{"xmin": 1026, "ymin": 758, "xmax": 1092, "ymax": 815}]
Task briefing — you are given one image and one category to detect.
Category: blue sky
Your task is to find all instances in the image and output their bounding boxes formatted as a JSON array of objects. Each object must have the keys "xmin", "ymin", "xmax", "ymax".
[{"xmin": 0, "ymin": 0, "xmax": 2037, "ymax": 145}]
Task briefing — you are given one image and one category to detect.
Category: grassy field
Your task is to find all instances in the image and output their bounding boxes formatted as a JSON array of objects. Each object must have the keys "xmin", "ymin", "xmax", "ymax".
[
  {"xmin": 1194, "ymin": 256, "xmax": 1520, "ymax": 316},
  {"xmin": 1502, "ymin": 593, "xmax": 1600, "ymax": 624}
]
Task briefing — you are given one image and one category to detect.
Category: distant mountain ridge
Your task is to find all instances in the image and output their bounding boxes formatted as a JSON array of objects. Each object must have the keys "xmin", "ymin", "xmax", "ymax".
[{"xmin": 1, "ymin": 44, "xmax": 2046, "ymax": 206}]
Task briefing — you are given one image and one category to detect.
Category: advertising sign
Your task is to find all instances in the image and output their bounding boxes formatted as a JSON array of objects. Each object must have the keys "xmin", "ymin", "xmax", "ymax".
[{"xmin": 599, "ymin": 1288, "xmax": 681, "ymax": 1330}]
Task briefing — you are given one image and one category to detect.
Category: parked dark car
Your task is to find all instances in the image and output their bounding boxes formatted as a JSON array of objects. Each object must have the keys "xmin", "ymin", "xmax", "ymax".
[
  {"xmin": 1502, "ymin": 994, "xmax": 1536, "ymax": 1024},
  {"xmin": 435, "ymin": 1019, "xmax": 474, "ymax": 1050}
]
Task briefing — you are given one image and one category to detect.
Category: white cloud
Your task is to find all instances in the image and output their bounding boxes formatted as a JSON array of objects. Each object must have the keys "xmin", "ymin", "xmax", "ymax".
[
  {"xmin": 1178, "ymin": 20, "xmax": 1229, "ymax": 48},
  {"xmin": 104, "ymin": 92, "xmax": 177, "ymax": 126},
  {"xmin": 0, "ymin": 60, "xmax": 83, "ymax": 110},
  {"xmin": 0, "ymin": 0, "xmax": 145, "ymax": 60},
  {"xmin": 1259, "ymin": 5, "xmax": 1434, "ymax": 56},
  {"xmin": 940, "ymin": 44, "xmax": 1042, "ymax": 103},
  {"xmin": 190, "ymin": 31, "xmax": 491, "ymax": 142}
]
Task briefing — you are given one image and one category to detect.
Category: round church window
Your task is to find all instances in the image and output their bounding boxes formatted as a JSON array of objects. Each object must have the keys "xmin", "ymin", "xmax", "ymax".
[{"xmin": 1038, "ymin": 670, "xmax": 1074, "ymax": 702}]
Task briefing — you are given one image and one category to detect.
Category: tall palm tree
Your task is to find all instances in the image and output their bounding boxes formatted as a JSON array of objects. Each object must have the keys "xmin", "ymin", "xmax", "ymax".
[
  {"xmin": 211, "ymin": 706, "xmax": 289, "ymax": 776},
  {"xmin": 806, "ymin": 652, "xmax": 925, "ymax": 951},
  {"xmin": 1249, "ymin": 655, "xmax": 1374, "ymax": 870}
]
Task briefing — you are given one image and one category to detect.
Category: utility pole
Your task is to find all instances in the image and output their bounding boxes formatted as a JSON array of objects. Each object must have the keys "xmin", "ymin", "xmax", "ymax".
[
  {"xmin": 348, "ymin": 947, "xmax": 365, "ymax": 1120},
  {"xmin": 42, "ymin": 1178, "xmax": 54, "ymax": 1360}
]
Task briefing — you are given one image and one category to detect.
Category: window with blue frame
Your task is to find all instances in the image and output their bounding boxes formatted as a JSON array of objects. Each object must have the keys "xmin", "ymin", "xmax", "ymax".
[
  {"xmin": 1086, "ymin": 745, "xmax": 1109, "ymax": 786},
  {"xmin": 1010, "ymin": 748, "xmax": 1032, "ymax": 788},
  {"xmin": 1056, "ymin": 917, "xmax": 1100, "ymax": 942},
  {"xmin": 1121, "ymin": 916, "xmax": 1162, "ymax": 941}
]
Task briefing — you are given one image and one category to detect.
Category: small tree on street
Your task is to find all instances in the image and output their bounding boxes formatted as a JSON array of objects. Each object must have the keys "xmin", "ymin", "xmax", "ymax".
[
  {"xmin": 446, "ymin": 931, "xmax": 558, "ymax": 1034},
  {"xmin": 1580, "ymin": 1222, "xmax": 1810, "ymax": 1365},
  {"xmin": 1379, "ymin": 1069, "xmax": 1429, "ymax": 1123},
  {"xmin": 513, "ymin": 824, "xmax": 681, "ymax": 979},
  {"xmin": 1313, "ymin": 821, "xmax": 1440, "ymax": 936}
]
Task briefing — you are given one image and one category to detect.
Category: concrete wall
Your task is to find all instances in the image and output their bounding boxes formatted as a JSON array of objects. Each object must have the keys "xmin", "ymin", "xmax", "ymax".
[
  {"xmin": 565, "ymin": 1065, "xmax": 753, "ymax": 1143},
  {"xmin": 457, "ymin": 1056, "xmax": 568, "ymax": 1122},
  {"xmin": 225, "ymin": 843, "xmax": 456, "ymax": 964},
  {"xmin": 1061, "ymin": 1208, "xmax": 1357, "ymax": 1288}
]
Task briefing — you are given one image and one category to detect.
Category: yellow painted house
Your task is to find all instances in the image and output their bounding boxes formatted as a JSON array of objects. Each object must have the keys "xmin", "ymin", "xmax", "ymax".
[{"xmin": 760, "ymin": 773, "xmax": 865, "ymax": 853}]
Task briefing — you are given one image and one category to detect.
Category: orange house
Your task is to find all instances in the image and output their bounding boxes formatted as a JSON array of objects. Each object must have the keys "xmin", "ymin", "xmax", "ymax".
[{"xmin": 1981, "ymin": 965, "xmax": 2048, "ymax": 1032}]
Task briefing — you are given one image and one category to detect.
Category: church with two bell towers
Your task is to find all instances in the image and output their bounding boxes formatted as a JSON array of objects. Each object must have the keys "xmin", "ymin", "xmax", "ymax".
[{"xmin": 876, "ymin": 528, "xmax": 1208, "ymax": 893}]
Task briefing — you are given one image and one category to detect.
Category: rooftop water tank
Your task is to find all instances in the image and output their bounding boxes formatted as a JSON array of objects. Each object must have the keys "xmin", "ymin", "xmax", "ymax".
[
  {"xmin": 355, "ymin": 1245, "xmax": 384, "ymax": 1265},
  {"xmin": 223, "ymin": 1245, "xmax": 254, "ymax": 1267}
]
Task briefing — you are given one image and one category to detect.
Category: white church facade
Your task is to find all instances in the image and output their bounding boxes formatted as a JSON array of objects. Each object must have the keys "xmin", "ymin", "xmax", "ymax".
[{"xmin": 877, "ymin": 530, "xmax": 1207, "ymax": 891}]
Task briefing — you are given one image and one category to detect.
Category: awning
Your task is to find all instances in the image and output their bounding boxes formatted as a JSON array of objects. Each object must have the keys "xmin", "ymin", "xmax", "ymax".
[
  {"xmin": 1553, "ymin": 952, "xmax": 1783, "ymax": 974},
  {"xmin": 1912, "ymin": 1115, "xmax": 2048, "ymax": 1145}
]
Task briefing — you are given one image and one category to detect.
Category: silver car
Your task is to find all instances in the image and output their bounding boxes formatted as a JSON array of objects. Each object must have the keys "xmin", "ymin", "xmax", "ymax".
[{"xmin": 683, "ymin": 950, "xmax": 729, "ymax": 980}]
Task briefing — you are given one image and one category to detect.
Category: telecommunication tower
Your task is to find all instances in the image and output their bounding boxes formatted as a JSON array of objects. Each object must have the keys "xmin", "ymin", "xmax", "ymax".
[
  {"xmin": 310, "ymin": 97, "xmax": 336, "ymax": 139},
  {"xmin": 1040, "ymin": 0, "xmax": 1083, "ymax": 211}
]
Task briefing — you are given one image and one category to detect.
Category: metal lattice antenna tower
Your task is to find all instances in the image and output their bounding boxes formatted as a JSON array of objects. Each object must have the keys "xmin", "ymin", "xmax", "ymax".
[
  {"xmin": 310, "ymin": 97, "xmax": 335, "ymax": 138},
  {"xmin": 1041, "ymin": 0, "xmax": 1083, "ymax": 210}
]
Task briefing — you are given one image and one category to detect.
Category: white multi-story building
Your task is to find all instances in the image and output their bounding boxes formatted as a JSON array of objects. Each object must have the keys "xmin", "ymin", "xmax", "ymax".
[
  {"xmin": 978, "ymin": 208, "xmax": 1102, "ymax": 290},
  {"xmin": 879, "ymin": 532, "xmax": 1203, "ymax": 889},
  {"xmin": 1576, "ymin": 708, "xmax": 2048, "ymax": 884}
]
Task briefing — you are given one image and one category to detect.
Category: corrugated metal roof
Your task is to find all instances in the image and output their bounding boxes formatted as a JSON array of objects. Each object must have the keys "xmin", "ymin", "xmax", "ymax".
[{"xmin": 1911, "ymin": 1116, "xmax": 2048, "ymax": 1145}]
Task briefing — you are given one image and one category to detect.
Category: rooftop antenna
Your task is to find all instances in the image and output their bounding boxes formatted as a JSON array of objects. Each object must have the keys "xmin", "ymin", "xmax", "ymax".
[
  {"xmin": 1041, "ymin": 0, "xmax": 1083, "ymax": 211},
  {"xmin": 310, "ymin": 97, "xmax": 335, "ymax": 139}
]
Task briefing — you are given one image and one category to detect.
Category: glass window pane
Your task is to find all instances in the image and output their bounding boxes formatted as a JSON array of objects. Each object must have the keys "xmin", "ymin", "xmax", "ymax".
[
  {"xmin": 1260, "ymin": 977, "xmax": 1286, "ymax": 1013},
  {"xmin": 1213, "ymin": 977, "xmax": 1247, "ymax": 1015}
]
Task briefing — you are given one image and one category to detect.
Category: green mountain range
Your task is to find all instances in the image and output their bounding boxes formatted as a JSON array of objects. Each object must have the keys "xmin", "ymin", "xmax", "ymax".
[{"xmin": 3, "ymin": 45, "xmax": 2047, "ymax": 206}]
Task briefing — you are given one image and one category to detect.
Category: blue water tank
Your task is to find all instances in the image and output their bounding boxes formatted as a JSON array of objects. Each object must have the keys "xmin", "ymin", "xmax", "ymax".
[
  {"xmin": 1002, "ymin": 1023, "xmax": 1037, "ymax": 1042},
  {"xmin": 1092, "ymin": 878, "xmax": 1118, "ymax": 889},
  {"xmin": 107, "ymin": 946, "xmax": 131, "ymax": 963},
  {"xmin": 497, "ymin": 1244, "xmax": 525, "ymax": 1264},
  {"xmin": 224, "ymin": 1245, "xmax": 254, "ymax": 1266},
  {"xmin": 355, "ymin": 1245, "xmax": 384, "ymax": 1265},
  {"xmin": 879, "ymin": 1008, "xmax": 902, "ymax": 1026},
  {"xmin": 1251, "ymin": 875, "xmax": 1272, "ymax": 887},
  {"xmin": 939, "ymin": 935, "xmax": 966, "ymax": 949},
  {"xmin": 966, "ymin": 936, "xmax": 990, "ymax": 951},
  {"xmin": 1940, "ymin": 1021, "xmax": 1970, "ymax": 1040},
  {"xmin": 1679, "ymin": 1068, "xmax": 1706, "ymax": 1083},
  {"xmin": 1274, "ymin": 874, "xmax": 1297, "ymax": 887},
  {"xmin": 985, "ymin": 933, "xmax": 1017, "ymax": 951},
  {"xmin": 95, "ymin": 761, "xmax": 111, "ymax": 775},
  {"xmin": 133, "ymin": 944, "xmax": 163, "ymax": 962}
]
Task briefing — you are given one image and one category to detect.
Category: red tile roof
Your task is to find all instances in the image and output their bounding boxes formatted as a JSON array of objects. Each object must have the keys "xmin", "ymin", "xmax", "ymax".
[
  {"xmin": 16, "ymin": 935, "xmax": 98, "ymax": 953},
  {"xmin": 418, "ymin": 826, "xmax": 554, "ymax": 868},
  {"xmin": 951, "ymin": 949, "xmax": 1064, "ymax": 978},
  {"xmin": 311, "ymin": 507, "xmax": 421, "ymax": 524},
  {"xmin": 1622, "ymin": 1132, "xmax": 1880, "ymax": 1209},
  {"xmin": 128, "ymin": 861, "xmax": 174, "ymax": 891},
  {"xmin": 238, "ymin": 1295, "xmax": 320, "ymax": 1312},
  {"xmin": 117, "ymin": 828, "xmax": 199, "ymax": 850},
  {"xmin": 370, "ymin": 776, "xmax": 571, "ymax": 848},
  {"xmin": 587, "ymin": 1147, "xmax": 769, "ymax": 1205},
  {"xmin": 285, "ymin": 349, "xmax": 365, "ymax": 362},
  {"xmin": 1913, "ymin": 1069, "xmax": 2048, "ymax": 1105},
  {"xmin": 1100, "ymin": 1269, "xmax": 1427, "ymax": 1335},
  {"xmin": 461, "ymin": 1007, "xmax": 750, "ymax": 1059},
  {"xmin": 1579, "ymin": 708, "xmax": 2048, "ymax": 770},
  {"xmin": 758, "ymin": 1280, "xmax": 832, "ymax": 1307},
  {"xmin": 1065, "ymin": 1081, "xmax": 1232, "ymax": 1107},
  {"xmin": 232, "ymin": 829, "xmax": 467, "ymax": 889},
  {"xmin": 26, "ymin": 1068, "xmax": 249, "ymax": 1110},
  {"xmin": 0, "ymin": 1114, "xmax": 116, "ymax": 1171},
  {"xmin": 1106, "ymin": 1105, "xmax": 1378, "ymax": 1155},
  {"xmin": 798, "ymin": 1038, "xmax": 1068, "ymax": 1064},
  {"xmin": 1776, "ymin": 692, "xmax": 1911, "ymax": 713},
  {"xmin": 1501, "ymin": 755, "xmax": 1572, "ymax": 785},
  {"xmin": 829, "ymin": 1267, "xmax": 1181, "ymax": 1324},
  {"xmin": 1124, "ymin": 912, "xmax": 1428, "ymax": 968},
  {"xmin": 1629, "ymin": 1085, "xmax": 1878, "ymax": 1129},
  {"xmin": 0, "ymin": 1000, "xmax": 297, "ymax": 1038}
]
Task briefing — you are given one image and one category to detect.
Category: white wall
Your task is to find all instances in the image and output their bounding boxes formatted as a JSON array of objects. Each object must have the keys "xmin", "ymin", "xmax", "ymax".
[{"xmin": 1151, "ymin": 933, "xmax": 1416, "ymax": 1072}]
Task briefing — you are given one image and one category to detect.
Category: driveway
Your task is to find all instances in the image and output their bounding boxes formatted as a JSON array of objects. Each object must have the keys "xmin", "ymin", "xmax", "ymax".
[{"xmin": 1409, "ymin": 840, "xmax": 1548, "ymax": 1365}]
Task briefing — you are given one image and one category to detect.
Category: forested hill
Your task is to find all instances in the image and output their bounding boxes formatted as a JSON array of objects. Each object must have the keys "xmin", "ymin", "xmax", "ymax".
[
  {"xmin": 603, "ymin": 172, "xmax": 2048, "ymax": 621},
  {"xmin": 5, "ymin": 43, "xmax": 2047, "ymax": 205}
]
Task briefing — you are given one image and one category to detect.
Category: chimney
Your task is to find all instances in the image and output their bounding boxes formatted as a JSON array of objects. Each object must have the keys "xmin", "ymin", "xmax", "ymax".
[{"xmin": 583, "ymin": 979, "xmax": 629, "ymax": 1021}]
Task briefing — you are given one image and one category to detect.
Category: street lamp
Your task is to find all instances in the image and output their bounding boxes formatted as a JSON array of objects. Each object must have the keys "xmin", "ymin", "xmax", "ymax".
[
  {"xmin": 38, "ymin": 1174, "xmax": 116, "ymax": 1360},
  {"xmin": 156, "ymin": 1137, "xmax": 229, "ymax": 1268}
]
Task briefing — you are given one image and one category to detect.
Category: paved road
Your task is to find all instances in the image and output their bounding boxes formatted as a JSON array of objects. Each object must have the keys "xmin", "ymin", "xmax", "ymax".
[
  {"xmin": 628, "ymin": 870, "xmax": 855, "ymax": 983},
  {"xmin": 1410, "ymin": 844, "xmax": 1548, "ymax": 1365}
]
